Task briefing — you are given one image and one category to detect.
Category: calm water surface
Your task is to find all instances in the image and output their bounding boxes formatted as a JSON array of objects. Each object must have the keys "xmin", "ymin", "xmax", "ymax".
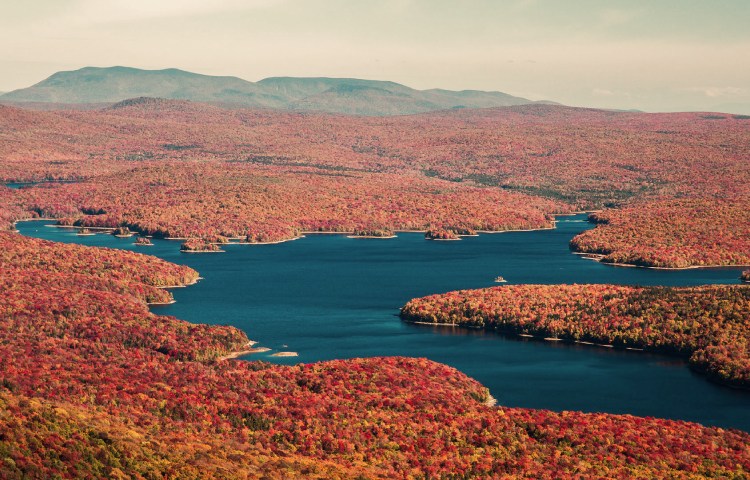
[
  {"xmin": 5, "ymin": 180, "xmax": 78, "ymax": 189},
  {"xmin": 18, "ymin": 215, "xmax": 749, "ymax": 432}
]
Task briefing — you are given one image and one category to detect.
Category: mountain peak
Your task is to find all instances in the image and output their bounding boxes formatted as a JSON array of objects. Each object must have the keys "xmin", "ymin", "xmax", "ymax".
[{"xmin": 1, "ymin": 66, "xmax": 538, "ymax": 115}]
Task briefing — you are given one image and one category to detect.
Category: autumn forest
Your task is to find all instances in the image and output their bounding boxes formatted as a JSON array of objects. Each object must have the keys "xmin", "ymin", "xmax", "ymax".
[{"xmin": 1, "ymin": 98, "xmax": 749, "ymax": 478}]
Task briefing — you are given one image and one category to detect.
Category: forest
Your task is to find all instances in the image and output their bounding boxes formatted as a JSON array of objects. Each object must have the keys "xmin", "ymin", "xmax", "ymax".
[
  {"xmin": 401, "ymin": 284, "xmax": 750, "ymax": 387},
  {"xmin": 1, "ymin": 99, "xmax": 750, "ymax": 477},
  {"xmin": 570, "ymin": 198, "xmax": 750, "ymax": 268},
  {"xmin": 1, "ymin": 101, "xmax": 748, "ymax": 266},
  {"xmin": 1, "ymin": 231, "xmax": 749, "ymax": 478}
]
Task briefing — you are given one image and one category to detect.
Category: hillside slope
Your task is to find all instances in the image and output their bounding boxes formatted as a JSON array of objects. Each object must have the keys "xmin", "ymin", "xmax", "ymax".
[
  {"xmin": 0, "ymin": 227, "xmax": 748, "ymax": 478},
  {"xmin": 0, "ymin": 66, "xmax": 285, "ymax": 108},
  {"xmin": 1, "ymin": 101, "xmax": 748, "ymax": 267},
  {"xmin": 0, "ymin": 66, "xmax": 535, "ymax": 115}
]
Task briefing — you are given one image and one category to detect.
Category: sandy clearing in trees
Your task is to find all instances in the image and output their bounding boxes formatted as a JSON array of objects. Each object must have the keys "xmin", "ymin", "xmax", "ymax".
[{"xmin": 217, "ymin": 341, "xmax": 261, "ymax": 361}]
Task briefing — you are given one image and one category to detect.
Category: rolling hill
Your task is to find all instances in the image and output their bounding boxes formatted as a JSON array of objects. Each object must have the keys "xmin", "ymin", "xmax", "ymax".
[
  {"xmin": 0, "ymin": 66, "xmax": 284, "ymax": 107},
  {"xmin": 0, "ymin": 66, "xmax": 540, "ymax": 115}
]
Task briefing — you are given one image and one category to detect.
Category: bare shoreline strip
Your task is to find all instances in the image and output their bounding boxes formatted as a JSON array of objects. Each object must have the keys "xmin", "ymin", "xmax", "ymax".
[
  {"xmin": 477, "ymin": 226, "xmax": 556, "ymax": 233},
  {"xmin": 236, "ymin": 236, "xmax": 304, "ymax": 245},
  {"xmin": 147, "ymin": 300, "xmax": 176, "ymax": 306},
  {"xmin": 404, "ymin": 319, "xmax": 632, "ymax": 351},
  {"xmin": 216, "ymin": 341, "xmax": 261, "ymax": 361},
  {"xmin": 20, "ymin": 218, "xmax": 750, "ymax": 273},
  {"xmin": 180, "ymin": 249, "xmax": 225, "ymax": 253},
  {"xmin": 155, "ymin": 277, "xmax": 201, "ymax": 289},
  {"xmin": 55, "ymin": 225, "xmax": 114, "ymax": 231},
  {"xmin": 345, "ymin": 235, "xmax": 398, "ymax": 239},
  {"xmin": 28, "ymin": 215, "xmax": 567, "ymax": 247},
  {"xmin": 573, "ymin": 252, "xmax": 750, "ymax": 271},
  {"xmin": 408, "ymin": 320, "xmax": 458, "ymax": 327}
]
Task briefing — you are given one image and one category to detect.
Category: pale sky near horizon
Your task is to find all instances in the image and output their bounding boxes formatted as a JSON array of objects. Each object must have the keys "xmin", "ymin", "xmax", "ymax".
[{"xmin": 1, "ymin": 0, "xmax": 749, "ymax": 113}]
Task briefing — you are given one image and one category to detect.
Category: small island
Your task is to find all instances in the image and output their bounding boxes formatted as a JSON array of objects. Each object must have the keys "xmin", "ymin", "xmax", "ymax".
[
  {"xmin": 112, "ymin": 226, "xmax": 134, "ymax": 237},
  {"xmin": 205, "ymin": 234, "xmax": 230, "ymax": 244},
  {"xmin": 77, "ymin": 227, "xmax": 94, "ymax": 236},
  {"xmin": 449, "ymin": 226, "xmax": 478, "ymax": 236},
  {"xmin": 245, "ymin": 225, "xmax": 302, "ymax": 244},
  {"xmin": 743, "ymin": 270, "xmax": 750, "ymax": 283},
  {"xmin": 425, "ymin": 228, "xmax": 460, "ymax": 241},
  {"xmin": 180, "ymin": 238, "xmax": 224, "ymax": 253},
  {"xmin": 349, "ymin": 227, "xmax": 396, "ymax": 239},
  {"xmin": 134, "ymin": 236, "xmax": 153, "ymax": 246}
]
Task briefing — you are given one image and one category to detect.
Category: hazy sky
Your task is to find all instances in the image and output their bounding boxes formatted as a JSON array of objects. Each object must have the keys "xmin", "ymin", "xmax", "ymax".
[{"xmin": 1, "ymin": 0, "xmax": 749, "ymax": 113}]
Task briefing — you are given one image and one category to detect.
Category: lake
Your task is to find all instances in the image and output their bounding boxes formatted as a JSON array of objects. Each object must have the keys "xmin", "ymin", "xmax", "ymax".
[
  {"xmin": 5, "ymin": 183, "xmax": 31, "ymax": 189},
  {"xmin": 5, "ymin": 180, "xmax": 78, "ymax": 189},
  {"xmin": 17, "ymin": 215, "xmax": 750, "ymax": 432}
]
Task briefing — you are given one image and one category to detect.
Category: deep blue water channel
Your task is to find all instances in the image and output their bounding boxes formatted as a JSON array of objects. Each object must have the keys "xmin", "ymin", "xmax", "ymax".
[{"xmin": 18, "ymin": 215, "xmax": 749, "ymax": 432}]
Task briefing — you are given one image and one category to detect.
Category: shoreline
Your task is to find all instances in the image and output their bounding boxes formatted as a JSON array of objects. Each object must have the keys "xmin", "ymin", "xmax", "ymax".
[
  {"xmin": 237, "ymin": 236, "xmax": 304, "ymax": 245},
  {"xmin": 427, "ymin": 237, "xmax": 461, "ymax": 241},
  {"xmin": 407, "ymin": 320, "xmax": 459, "ymax": 327},
  {"xmin": 555, "ymin": 211, "xmax": 598, "ymax": 216},
  {"xmin": 57, "ymin": 225, "xmax": 116, "ymax": 232},
  {"xmin": 17, "ymin": 217, "xmax": 750, "ymax": 274},
  {"xmin": 147, "ymin": 300, "xmax": 176, "ymax": 306},
  {"xmin": 20, "ymin": 214, "xmax": 579, "ymax": 248},
  {"xmin": 217, "ymin": 341, "xmax": 260, "ymax": 361},
  {"xmin": 155, "ymin": 277, "xmax": 201, "ymax": 289},
  {"xmin": 346, "ymin": 235, "xmax": 398, "ymax": 239},
  {"xmin": 477, "ymin": 225, "xmax": 556, "ymax": 234},
  {"xmin": 573, "ymin": 252, "xmax": 750, "ymax": 271},
  {"xmin": 403, "ymin": 318, "xmax": 643, "ymax": 352},
  {"xmin": 402, "ymin": 316, "xmax": 750, "ymax": 387}
]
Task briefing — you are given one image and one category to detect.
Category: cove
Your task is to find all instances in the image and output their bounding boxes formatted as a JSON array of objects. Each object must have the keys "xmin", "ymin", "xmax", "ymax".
[
  {"xmin": 17, "ymin": 215, "xmax": 750, "ymax": 432},
  {"xmin": 5, "ymin": 180, "xmax": 79, "ymax": 189}
]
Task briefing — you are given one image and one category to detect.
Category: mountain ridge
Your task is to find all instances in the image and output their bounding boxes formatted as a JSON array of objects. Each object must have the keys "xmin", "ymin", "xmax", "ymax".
[{"xmin": 0, "ymin": 66, "xmax": 544, "ymax": 115}]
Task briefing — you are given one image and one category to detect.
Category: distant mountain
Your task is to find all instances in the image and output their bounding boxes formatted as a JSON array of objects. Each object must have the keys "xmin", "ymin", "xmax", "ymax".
[
  {"xmin": 0, "ymin": 66, "xmax": 541, "ymax": 115},
  {"xmin": 259, "ymin": 77, "xmax": 541, "ymax": 115},
  {"xmin": 0, "ymin": 66, "xmax": 286, "ymax": 108}
]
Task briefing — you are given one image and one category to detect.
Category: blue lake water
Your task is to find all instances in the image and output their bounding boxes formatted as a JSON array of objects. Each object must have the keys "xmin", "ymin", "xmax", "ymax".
[
  {"xmin": 5, "ymin": 180, "xmax": 78, "ymax": 189},
  {"xmin": 18, "ymin": 215, "xmax": 750, "ymax": 432}
]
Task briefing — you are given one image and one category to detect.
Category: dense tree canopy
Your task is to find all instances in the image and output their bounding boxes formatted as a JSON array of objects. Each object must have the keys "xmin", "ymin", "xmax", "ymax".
[
  {"xmin": 571, "ymin": 198, "xmax": 750, "ymax": 268},
  {"xmin": 1, "ymin": 100, "xmax": 750, "ymax": 477},
  {"xmin": 401, "ymin": 284, "xmax": 750, "ymax": 387},
  {"xmin": 0, "ymin": 233, "xmax": 748, "ymax": 478},
  {"xmin": 1, "ymin": 101, "xmax": 749, "ymax": 265}
]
